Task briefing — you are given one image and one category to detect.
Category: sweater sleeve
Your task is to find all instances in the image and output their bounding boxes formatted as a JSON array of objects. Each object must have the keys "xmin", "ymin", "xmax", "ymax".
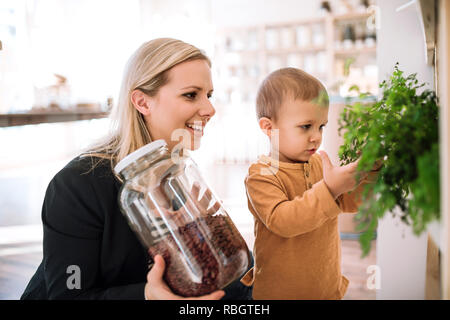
[
  {"xmin": 245, "ymin": 167, "xmax": 342, "ymax": 238},
  {"xmin": 337, "ymin": 170, "xmax": 379, "ymax": 214},
  {"xmin": 41, "ymin": 164, "xmax": 146, "ymax": 300}
]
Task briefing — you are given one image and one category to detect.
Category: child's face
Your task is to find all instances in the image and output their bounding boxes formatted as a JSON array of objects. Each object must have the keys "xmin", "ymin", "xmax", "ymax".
[{"xmin": 267, "ymin": 98, "xmax": 328, "ymax": 163}]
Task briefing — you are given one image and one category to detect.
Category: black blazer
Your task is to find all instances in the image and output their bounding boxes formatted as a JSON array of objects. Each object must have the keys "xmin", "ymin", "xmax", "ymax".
[
  {"xmin": 21, "ymin": 156, "xmax": 149, "ymax": 299},
  {"xmin": 21, "ymin": 156, "xmax": 252, "ymax": 300}
]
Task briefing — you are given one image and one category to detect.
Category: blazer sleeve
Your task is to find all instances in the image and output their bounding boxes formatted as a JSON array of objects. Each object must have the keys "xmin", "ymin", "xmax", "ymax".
[
  {"xmin": 245, "ymin": 167, "xmax": 342, "ymax": 238},
  {"xmin": 41, "ymin": 165, "xmax": 146, "ymax": 300}
]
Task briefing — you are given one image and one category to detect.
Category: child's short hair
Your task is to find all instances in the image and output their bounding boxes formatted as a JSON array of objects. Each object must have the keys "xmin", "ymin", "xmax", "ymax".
[{"xmin": 256, "ymin": 67, "xmax": 329, "ymax": 120}]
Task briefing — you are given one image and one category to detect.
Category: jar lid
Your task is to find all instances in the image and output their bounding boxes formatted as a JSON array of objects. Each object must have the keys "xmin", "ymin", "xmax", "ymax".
[{"xmin": 114, "ymin": 139, "xmax": 167, "ymax": 175}]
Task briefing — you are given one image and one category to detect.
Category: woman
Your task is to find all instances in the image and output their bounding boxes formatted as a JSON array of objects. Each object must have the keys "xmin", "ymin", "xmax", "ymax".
[{"xmin": 21, "ymin": 38, "xmax": 252, "ymax": 300}]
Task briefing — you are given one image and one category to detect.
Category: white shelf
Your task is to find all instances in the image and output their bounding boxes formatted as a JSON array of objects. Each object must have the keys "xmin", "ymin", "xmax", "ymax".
[{"xmin": 214, "ymin": 11, "xmax": 378, "ymax": 102}]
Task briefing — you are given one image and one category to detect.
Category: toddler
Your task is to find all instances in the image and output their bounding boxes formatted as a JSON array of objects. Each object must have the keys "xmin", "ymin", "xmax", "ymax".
[{"xmin": 240, "ymin": 67, "xmax": 379, "ymax": 299}]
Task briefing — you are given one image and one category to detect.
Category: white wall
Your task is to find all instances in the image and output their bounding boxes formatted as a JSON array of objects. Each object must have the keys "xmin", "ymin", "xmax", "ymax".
[
  {"xmin": 211, "ymin": 0, "xmax": 320, "ymax": 27},
  {"xmin": 376, "ymin": 0, "xmax": 435, "ymax": 300}
]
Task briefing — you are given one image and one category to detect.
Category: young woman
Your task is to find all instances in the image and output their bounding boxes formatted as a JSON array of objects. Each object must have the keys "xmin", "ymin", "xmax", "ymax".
[{"xmin": 21, "ymin": 38, "xmax": 252, "ymax": 300}]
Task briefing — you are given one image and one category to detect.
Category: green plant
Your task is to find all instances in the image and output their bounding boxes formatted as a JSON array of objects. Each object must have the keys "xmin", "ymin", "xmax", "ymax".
[{"xmin": 338, "ymin": 64, "xmax": 440, "ymax": 257}]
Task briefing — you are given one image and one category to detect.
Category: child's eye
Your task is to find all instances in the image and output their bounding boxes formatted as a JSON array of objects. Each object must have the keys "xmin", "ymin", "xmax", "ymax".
[
  {"xmin": 319, "ymin": 124, "xmax": 326, "ymax": 130},
  {"xmin": 300, "ymin": 125, "xmax": 311, "ymax": 130},
  {"xmin": 183, "ymin": 92, "xmax": 197, "ymax": 100}
]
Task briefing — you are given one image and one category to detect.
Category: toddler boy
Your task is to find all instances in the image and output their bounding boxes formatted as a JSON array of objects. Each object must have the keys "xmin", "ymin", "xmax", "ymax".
[{"xmin": 240, "ymin": 68, "xmax": 379, "ymax": 299}]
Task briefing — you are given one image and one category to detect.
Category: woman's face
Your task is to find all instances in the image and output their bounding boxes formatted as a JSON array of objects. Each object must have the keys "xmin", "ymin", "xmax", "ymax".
[{"xmin": 144, "ymin": 59, "xmax": 215, "ymax": 151}]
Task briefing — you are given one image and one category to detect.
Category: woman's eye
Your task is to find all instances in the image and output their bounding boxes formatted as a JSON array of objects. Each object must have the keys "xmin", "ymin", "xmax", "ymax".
[{"xmin": 183, "ymin": 92, "xmax": 197, "ymax": 99}]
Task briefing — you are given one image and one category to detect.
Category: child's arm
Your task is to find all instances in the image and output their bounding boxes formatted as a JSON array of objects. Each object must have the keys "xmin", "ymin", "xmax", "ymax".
[
  {"xmin": 245, "ymin": 165, "xmax": 342, "ymax": 238},
  {"xmin": 337, "ymin": 170, "xmax": 379, "ymax": 213}
]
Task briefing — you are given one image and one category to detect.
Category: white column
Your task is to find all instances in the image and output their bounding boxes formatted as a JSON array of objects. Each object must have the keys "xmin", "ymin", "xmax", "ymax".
[{"xmin": 375, "ymin": 0, "xmax": 435, "ymax": 300}]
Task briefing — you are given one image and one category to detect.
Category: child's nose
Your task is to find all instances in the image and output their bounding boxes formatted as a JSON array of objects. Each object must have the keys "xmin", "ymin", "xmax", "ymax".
[{"xmin": 310, "ymin": 131, "xmax": 322, "ymax": 142}]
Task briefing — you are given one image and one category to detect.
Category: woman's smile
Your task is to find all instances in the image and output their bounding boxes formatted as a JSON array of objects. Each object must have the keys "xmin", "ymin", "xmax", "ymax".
[{"xmin": 185, "ymin": 122, "xmax": 205, "ymax": 136}]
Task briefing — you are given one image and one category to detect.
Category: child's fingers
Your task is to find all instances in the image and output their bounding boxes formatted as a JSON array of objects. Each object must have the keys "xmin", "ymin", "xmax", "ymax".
[
  {"xmin": 318, "ymin": 151, "xmax": 333, "ymax": 171},
  {"xmin": 372, "ymin": 159, "xmax": 383, "ymax": 171},
  {"xmin": 344, "ymin": 158, "xmax": 359, "ymax": 171}
]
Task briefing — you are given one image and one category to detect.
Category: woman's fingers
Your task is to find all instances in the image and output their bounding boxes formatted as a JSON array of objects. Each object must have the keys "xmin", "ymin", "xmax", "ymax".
[
  {"xmin": 206, "ymin": 201, "xmax": 221, "ymax": 215},
  {"xmin": 186, "ymin": 290, "xmax": 225, "ymax": 300},
  {"xmin": 146, "ymin": 254, "xmax": 225, "ymax": 300},
  {"xmin": 191, "ymin": 182, "xmax": 209, "ymax": 207},
  {"xmin": 190, "ymin": 182, "xmax": 221, "ymax": 215},
  {"xmin": 198, "ymin": 191, "xmax": 212, "ymax": 210},
  {"xmin": 191, "ymin": 182, "xmax": 200, "ymax": 200},
  {"xmin": 147, "ymin": 254, "xmax": 166, "ymax": 283}
]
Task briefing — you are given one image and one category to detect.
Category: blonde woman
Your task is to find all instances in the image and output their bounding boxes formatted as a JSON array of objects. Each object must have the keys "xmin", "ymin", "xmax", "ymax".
[{"xmin": 21, "ymin": 38, "xmax": 252, "ymax": 300}]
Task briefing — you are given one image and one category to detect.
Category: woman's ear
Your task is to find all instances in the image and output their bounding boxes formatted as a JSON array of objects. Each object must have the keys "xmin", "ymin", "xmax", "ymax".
[{"xmin": 131, "ymin": 90, "xmax": 152, "ymax": 116}]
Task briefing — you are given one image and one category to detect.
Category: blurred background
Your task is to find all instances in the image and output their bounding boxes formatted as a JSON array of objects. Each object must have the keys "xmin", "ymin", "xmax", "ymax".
[{"xmin": 1, "ymin": 0, "xmax": 446, "ymax": 300}]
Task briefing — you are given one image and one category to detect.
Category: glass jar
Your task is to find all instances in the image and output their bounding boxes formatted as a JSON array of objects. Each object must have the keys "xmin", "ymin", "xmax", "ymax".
[{"xmin": 114, "ymin": 140, "xmax": 251, "ymax": 297}]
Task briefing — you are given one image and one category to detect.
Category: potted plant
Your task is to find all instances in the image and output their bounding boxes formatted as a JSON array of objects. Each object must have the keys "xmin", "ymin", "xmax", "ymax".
[{"xmin": 338, "ymin": 64, "xmax": 440, "ymax": 257}]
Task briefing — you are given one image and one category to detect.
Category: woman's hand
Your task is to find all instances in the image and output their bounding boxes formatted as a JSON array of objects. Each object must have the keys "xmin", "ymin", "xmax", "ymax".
[{"xmin": 144, "ymin": 255, "xmax": 225, "ymax": 300}]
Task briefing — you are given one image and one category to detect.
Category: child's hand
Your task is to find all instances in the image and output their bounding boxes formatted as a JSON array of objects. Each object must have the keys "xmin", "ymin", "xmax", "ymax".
[
  {"xmin": 318, "ymin": 151, "xmax": 361, "ymax": 199},
  {"xmin": 372, "ymin": 158, "xmax": 384, "ymax": 171}
]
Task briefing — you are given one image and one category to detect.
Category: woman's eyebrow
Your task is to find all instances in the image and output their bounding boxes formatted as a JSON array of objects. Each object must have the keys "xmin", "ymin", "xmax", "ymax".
[
  {"xmin": 180, "ymin": 85, "xmax": 202, "ymax": 91},
  {"xmin": 180, "ymin": 86, "xmax": 214, "ymax": 94}
]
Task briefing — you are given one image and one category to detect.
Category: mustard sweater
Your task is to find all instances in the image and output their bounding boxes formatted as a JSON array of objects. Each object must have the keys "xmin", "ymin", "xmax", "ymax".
[{"xmin": 241, "ymin": 153, "xmax": 375, "ymax": 300}]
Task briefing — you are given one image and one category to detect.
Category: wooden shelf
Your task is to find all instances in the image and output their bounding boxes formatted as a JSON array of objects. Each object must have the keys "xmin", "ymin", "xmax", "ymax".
[
  {"xmin": 332, "ymin": 12, "xmax": 372, "ymax": 22},
  {"xmin": 265, "ymin": 16, "xmax": 326, "ymax": 28},
  {"xmin": 0, "ymin": 109, "xmax": 109, "ymax": 127}
]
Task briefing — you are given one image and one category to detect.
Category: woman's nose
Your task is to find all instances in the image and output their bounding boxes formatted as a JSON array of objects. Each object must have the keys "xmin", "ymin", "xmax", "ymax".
[{"xmin": 198, "ymin": 98, "xmax": 216, "ymax": 119}]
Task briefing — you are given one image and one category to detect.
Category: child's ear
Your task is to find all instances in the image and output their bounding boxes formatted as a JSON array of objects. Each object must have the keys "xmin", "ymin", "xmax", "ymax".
[
  {"xmin": 258, "ymin": 117, "xmax": 273, "ymax": 138},
  {"xmin": 131, "ymin": 89, "xmax": 152, "ymax": 116}
]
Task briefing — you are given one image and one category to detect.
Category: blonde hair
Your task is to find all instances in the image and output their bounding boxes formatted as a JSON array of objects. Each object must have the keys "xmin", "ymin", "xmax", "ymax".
[
  {"xmin": 81, "ymin": 38, "xmax": 211, "ymax": 176},
  {"xmin": 256, "ymin": 67, "xmax": 329, "ymax": 120}
]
